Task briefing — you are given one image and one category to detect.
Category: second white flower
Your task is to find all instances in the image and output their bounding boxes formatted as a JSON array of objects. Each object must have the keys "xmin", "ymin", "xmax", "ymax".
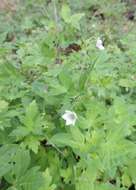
[{"xmin": 96, "ymin": 37, "xmax": 105, "ymax": 50}]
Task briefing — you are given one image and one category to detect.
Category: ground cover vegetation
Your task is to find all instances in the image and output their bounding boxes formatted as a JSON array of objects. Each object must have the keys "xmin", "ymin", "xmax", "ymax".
[{"xmin": 0, "ymin": 0, "xmax": 136, "ymax": 190}]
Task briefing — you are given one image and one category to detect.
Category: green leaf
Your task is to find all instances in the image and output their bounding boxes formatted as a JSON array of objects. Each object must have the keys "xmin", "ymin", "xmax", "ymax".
[
  {"xmin": 23, "ymin": 100, "xmax": 41, "ymax": 133},
  {"xmin": 6, "ymin": 187, "xmax": 18, "ymax": 190},
  {"xmin": 41, "ymin": 42, "xmax": 56, "ymax": 58},
  {"xmin": 0, "ymin": 129, "xmax": 14, "ymax": 144},
  {"xmin": 0, "ymin": 99, "xmax": 8, "ymax": 112},
  {"xmin": 76, "ymin": 158, "xmax": 100, "ymax": 190},
  {"xmin": 16, "ymin": 167, "xmax": 45, "ymax": 190},
  {"xmin": 12, "ymin": 148, "xmax": 30, "ymax": 178},
  {"xmin": 70, "ymin": 127, "xmax": 84, "ymax": 145},
  {"xmin": 69, "ymin": 13, "xmax": 85, "ymax": 30},
  {"xmin": 40, "ymin": 168, "xmax": 56, "ymax": 190},
  {"xmin": 119, "ymin": 79, "xmax": 135, "ymax": 88},
  {"xmin": 5, "ymin": 147, "xmax": 30, "ymax": 183},
  {"xmin": 0, "ymin": 62, "xmax": 22, "ymax": 82},
  {"xmin": 61, "ymin": 4, "xmax": 84, "ymax": 30},
  {"xmin": 127, "ymin": 159, "xmax": 136, "ymax": 184},
  {"xmin": 10, "ymin": 127, "xmax": 30, "ymax": 139},
  {"xmin": 49, "ymin": 83, "xmax": 67, "ymax": 96},
  {"xmin": 32, "ymin": 81, "xmax": 47, "ymax": 98},
  {"xmin": 4, "ymin": 148, "xmax": 45, "ymax": 190},
  {"xmin": 122, "ymin": 172, "xmax": 131, "ymax": 187},
  {"xmin": 94, "ymin": 183, "xmax": 125, "ymax": 190},
  {"xmin": 50, "ymin": 133, "xmax": 73, "ymax": 147},
  {"xmin": 50, "ymin": 129, "xmax": 84, "ymax": 151},
  {"xmin": 4, "ymin": 147, "xmax": 30, "ymax": 183},
  {"xmin": 0, "ymin": 145, "xmax": 17, "ymax": 177},
  {"xmin": 23, "ymin": 136, "xmax": 40, "ymax": 154},
  {"xmin": 59, "ymin": 68, "xmax": 73, "ymax": 90},
  {"xmin": 24, "ymin": 100, "xmax": 38, "ymax": 126},
  {"xmin": 61, "ymin": 4, "xmax": 71, "ymax": 23}
]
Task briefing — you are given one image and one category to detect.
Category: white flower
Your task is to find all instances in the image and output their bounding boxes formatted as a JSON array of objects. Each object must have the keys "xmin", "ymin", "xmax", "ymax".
[
  {"xmin": 96, "ymin": 37, "xmax": 105, "ymax": 50},
  {"xmin": 62, "ymin": 110, "xmax": 77, "ymax": 126}
]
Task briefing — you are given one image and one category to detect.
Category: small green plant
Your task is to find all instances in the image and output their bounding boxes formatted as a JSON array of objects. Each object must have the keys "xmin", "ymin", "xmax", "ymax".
[{"xmin": 0, "ymin": 1, "xmax": 136, "ymax": 190}]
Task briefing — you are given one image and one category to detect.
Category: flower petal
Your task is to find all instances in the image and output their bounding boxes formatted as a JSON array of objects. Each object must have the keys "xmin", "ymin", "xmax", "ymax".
[
  {"xmin": 96, "ymin": 38, "xmax": 105, "ymax": 50},
  {"xmin": 62, "ymin": 110, "xmax": 77, "ymax": 126}
]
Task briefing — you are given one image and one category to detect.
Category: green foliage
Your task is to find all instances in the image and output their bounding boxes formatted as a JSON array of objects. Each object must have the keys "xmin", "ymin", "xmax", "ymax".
[
  {"xmin": 61, "ymin": 4, "xmax": 85, "ymax": 30},
  {"xmin": 0, "ymin": 0, "xmax": 136, "ymax": 190}
]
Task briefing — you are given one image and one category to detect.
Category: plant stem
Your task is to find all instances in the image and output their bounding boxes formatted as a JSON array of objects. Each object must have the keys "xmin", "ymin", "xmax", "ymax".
[{"xmin": 52, "ymin": 0, "xmax": 59, "ymax": 29}]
